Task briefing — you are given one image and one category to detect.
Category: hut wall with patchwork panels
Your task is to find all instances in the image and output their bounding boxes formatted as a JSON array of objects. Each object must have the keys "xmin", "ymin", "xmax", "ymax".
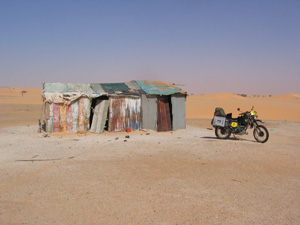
[{"xmin": 42, "ymin": 80, "xmax": 187, "ymax": 133}]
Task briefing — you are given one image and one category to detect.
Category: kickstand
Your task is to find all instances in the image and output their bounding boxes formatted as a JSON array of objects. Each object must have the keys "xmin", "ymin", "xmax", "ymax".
[{"xmin": 232, "ymin": 133, "xmax": 238, "ymax": 140}]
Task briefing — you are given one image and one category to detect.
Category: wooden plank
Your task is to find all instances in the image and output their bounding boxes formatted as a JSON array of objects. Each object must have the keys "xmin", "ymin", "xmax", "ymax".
[
  {"xmin": 72, "ymin": 101, "xmax": 79, "ymax": 132},
  {"xmin": 53, "ymin": 103, "xmax": 60, "ymax": 132},
  {"xmin": 66, "ymin": 103, "xmax": 73, "ymax": 132}
]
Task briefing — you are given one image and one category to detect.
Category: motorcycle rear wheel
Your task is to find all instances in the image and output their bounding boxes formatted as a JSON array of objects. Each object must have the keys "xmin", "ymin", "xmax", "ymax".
[
  {"xmin": 215, "ymin": 127, "xmax": 231, "ymax": 139},
  {"xmin": 253, "ymin": 125, "xmax": 269, "ymax": 143}
]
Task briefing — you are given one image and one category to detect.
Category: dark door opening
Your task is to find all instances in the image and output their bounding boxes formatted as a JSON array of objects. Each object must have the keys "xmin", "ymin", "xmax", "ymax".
[{"xmin": 90, "ymin": 96, "xmax": 109, "ymax": 133}]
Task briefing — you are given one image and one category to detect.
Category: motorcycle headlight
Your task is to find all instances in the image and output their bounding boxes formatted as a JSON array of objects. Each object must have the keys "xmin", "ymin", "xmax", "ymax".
[{"xmin": 251, "ymin": 110, "xmax": 257, "ymax": 116}]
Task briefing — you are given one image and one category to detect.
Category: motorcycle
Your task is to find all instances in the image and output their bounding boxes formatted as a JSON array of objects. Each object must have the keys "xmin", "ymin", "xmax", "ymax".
[{"xmin": 211, "ymin": 106, "xmax": 269, "ymax": 143}]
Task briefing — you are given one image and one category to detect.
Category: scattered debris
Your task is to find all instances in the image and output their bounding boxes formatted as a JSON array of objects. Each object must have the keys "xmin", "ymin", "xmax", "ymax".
[
  {"xmin": 39, "ymin": 131, "xmax": 50, "ymax": 138},
  {"xmin": 77, "ymin": 130, "xmax": 87, "ymax": 136},
  {"xmin": 124, "ymin": 140, "xmax": 127, "ymax": 142},
  {"xmin": 146, "ymin": 133, "xmax": 150, "ymax": 135},
  {"xmin": 125, "ymin": 135, "xmax": 130, "ymax": 138}
]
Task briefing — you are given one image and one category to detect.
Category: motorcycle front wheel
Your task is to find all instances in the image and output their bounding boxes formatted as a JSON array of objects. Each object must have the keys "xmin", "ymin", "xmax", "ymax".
[
  {"xmin": 253, "ymin": 125, "xmax": 269, "ymax": 143},
  {"xmin": 215, "ymin": 127, "xmax": 231, "ymax": 139}
]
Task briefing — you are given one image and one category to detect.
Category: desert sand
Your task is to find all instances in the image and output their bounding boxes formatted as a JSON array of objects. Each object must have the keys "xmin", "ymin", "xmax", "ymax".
[{"xmin": 0, "ymin": 88, "xmax": 300, "ymax": 224}]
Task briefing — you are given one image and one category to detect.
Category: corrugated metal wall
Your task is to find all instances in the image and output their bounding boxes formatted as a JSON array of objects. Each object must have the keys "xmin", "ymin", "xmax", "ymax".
[
  {"xmin": 108, "ymin": 96, "xmax": 141, "ymax": 132},
  {"xmin": 157, "ymin": 96, "xmax": 172, "ymax": 132},
  {"xmin": 171, "ymin": 96, "xmax": 186, "ymax": 130},
  {"xmin": 45, "ymin": 97, "xmax": 91, "ymax": 133},
  {"xmin": 141, "ymin": 95, "xmax": 157, "ymax": 131}
]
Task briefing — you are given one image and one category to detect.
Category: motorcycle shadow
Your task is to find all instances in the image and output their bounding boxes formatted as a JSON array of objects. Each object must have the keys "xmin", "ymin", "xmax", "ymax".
[{"xmin": 201, "ymin": 136, "xmax": 256, "ymax": 143}]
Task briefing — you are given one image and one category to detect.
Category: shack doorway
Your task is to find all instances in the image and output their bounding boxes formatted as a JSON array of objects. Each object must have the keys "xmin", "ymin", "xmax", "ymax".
[
  {"xmin": 90, "ymin": 96, "xmax": 109, "ymax": 134},
  {"xmin": 157, "ymin": 96, "xmax": 172, "ymax": 131}
]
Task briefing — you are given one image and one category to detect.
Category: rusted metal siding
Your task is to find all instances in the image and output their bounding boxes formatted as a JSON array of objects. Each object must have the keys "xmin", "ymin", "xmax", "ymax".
[
  {"xmin": 45, "ymin": 97, "xmax": 91, "ymax": 133},
  {"xmin": 157, "ymin": 96, "xmax": 172, "ymax": 132},
  {"xmin": 90, "ymin": 99, "xmax": 109, "ymax": 134},
  {"xmin": 108, "ymin": 97, "xmax": 126, "ymax": 132},
  {"xmin": 171, "ymin": 96, "xmax": 186, "ymax": 130},
  {"xmin": 66, "ymin": 104, "xmax": 73, "ymax": 132},
  {"xmin": 125, "ymin": 97, "xmax": 142, "ymax": 130},
  {"xmin": 141, "ymin": 95, "xmax": 157, "ymax": 131},
  {"xmin": 108, "ymin": 96, "xmax": 142, "ymax": 132}
]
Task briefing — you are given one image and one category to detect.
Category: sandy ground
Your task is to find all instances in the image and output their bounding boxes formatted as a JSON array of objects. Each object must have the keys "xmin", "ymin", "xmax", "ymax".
[{"xmin": 0, "ymin": 88, "xmax": 300, "ymax": 224}]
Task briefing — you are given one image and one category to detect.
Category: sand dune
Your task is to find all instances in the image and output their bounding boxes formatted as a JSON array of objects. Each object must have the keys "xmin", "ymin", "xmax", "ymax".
[
  {"xmin": 195, "ymin": 93, "xmax": 245, "ymax": 100},
  {"xmin": 273, "ymin": 93, "xmax": 300, "ymax": 99},
  {"xmin": 0, "ymin": 87, "xmax": 299, "ymax": 128},
  {"xmin": 187, "ymin": 93, "xmax": 300, "ymax": 122}
]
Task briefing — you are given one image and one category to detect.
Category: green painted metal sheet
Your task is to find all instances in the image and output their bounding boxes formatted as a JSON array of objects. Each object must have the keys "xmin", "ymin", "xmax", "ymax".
[{"xmin": 136, "ymin": 80, "xmax": 185, "ymax": 95}]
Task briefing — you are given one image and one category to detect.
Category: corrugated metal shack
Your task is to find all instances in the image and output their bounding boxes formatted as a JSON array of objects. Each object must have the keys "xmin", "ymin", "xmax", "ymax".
[{"xmin": 42, "ymin": 80, "xmax": 186, "ymax": 133}]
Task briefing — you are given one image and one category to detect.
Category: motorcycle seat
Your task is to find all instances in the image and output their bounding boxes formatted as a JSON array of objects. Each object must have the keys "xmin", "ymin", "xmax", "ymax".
[{"xmin": 214, "ymin": 107, "xmax": 226, "ymax": 117}]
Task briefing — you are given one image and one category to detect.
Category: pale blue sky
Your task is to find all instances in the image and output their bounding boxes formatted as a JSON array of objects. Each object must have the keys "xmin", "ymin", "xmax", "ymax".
[{"xmin": 1, "ymin": 0, "xmax": 299, "ymax": 94}]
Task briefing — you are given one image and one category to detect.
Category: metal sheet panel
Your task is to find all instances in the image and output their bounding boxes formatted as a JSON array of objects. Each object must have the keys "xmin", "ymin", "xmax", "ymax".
[
  {"xmin": 78, "ymin": 98, "xmax": 85, "ymax": 132},
  {"xmin": 157, "ymin": 96, "xmax": 172, "ymax": 132},
  {"xmin": 136, "ymin": 80, "xmax": 185, "ymax": 95},
  {"xmin": 90, "ymin": 99, "xmax": 109, "ymax": 134},
  {"xmin": 141, "ymin": 95, "xmax": 157, "ymax": 131},
  {"xmin": 72, "ymin": 101, "xmax": 79, "ymax": 132},
  {"xmin": 66, "ymin": 104, "xmax": 73, "ymax": 132},
  {"xmin": 60, "ymin": 103, "xmax": 67, "ymax": 132},
  {"xmin": 125, "ymin": 97, "xmax": 142, "ymax": 130},
  {"xmin": 46, "ymin": 103, "xmax": 53, "ymax": 133},
  {"xmin": 108, "ymin": 97, "xmax": 126, "ymax": 132},
  {"xmin": 77, "ymin": 97, "xmax": 91, "ymax": 132},
  {"xmin": 53, "ymin": 103, "xmax": 60, "ymax": 132},
  {"xmin": 43, "ymin": 83, "xmax": 95, "ymax": 93},
  {"xmin": 171, "ymin": 96, "xmax": 186, "ymax": 130},
  {"xmin": 83, "ymin": 98, "xmax": 91, "ymax": 131},
  {"xmin": 101, "ymin": 83, "xmax": 130, "ymax": 94}
]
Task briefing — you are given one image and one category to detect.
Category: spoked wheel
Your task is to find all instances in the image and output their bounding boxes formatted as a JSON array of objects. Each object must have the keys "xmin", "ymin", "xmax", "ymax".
[
  {"xmin": 253, "ymin": 125, "xmax": 269, "ymax": 143},
  {"xmin": 215, "ymin": 127, "xmax": 231, "ymax": 139}
]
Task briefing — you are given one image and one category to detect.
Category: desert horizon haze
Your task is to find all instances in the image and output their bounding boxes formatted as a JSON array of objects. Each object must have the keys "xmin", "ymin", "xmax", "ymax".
[{"xmin": 1, "ymin": 1, "xmax": 300, "ymax": 94}]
